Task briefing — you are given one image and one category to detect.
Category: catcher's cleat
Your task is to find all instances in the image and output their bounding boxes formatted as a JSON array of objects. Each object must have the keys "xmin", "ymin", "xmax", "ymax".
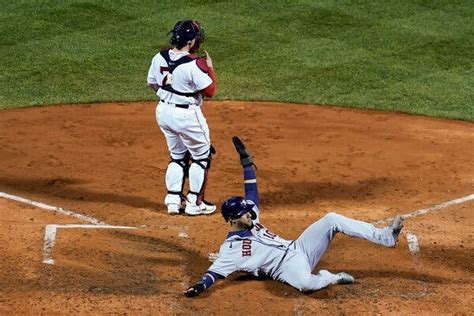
[
  {"xmin": 390, "ymin": 215, "xmax": 404, "ymax": 244},
  {"xmin": 185, "ymin": 199, "xmax": 216, "ymax": 216},
  {"xmin": 167, "ymin": 203, "xmax": 181, "ymax": 215},
  {"xmin": 336, "ymin": 272, "xmax": 355, "ymax": 285},
  {"xmin": 232, "ymin": 136, "xmax": 254, "ymax": 167}
]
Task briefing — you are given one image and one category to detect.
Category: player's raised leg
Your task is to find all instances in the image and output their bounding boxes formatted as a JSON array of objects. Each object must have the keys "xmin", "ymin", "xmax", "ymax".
[{"xmin": 295, "ymin": 212, "xmax": 404, "ymax": 270}]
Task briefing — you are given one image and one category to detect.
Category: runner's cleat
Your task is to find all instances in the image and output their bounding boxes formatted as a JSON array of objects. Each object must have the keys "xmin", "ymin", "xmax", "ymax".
[
  {"xmin": 390, "ymin": 215, "xmax": 404, "ymax": 244},
  {"xmin": 337, "ymin": 272, "xmax": 355, "ymax": 284}
]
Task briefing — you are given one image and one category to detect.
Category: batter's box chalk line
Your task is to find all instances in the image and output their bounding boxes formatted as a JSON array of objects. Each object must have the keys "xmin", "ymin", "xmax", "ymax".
[
  {"xmin": 0, "ymin": 191, "xmax": 189, "ymax": 265},
  {"xmin": 43, "ymin": 224, "xmax": 190, "ymax": 265},
  {"xmin": 43, "ymin": 224, "xmax": 137, "ymax": 265}
]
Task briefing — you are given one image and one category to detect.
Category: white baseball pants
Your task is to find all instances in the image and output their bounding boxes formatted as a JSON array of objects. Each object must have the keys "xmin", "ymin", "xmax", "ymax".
[{"xmin": 156, "ymin": 102, "xmax": 211, "ymax": 205}]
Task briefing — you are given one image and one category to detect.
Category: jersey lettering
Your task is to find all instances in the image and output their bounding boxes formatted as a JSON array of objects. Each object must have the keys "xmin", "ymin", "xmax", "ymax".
[
  {"xmin": 242, "ymin": 239, "xmax": 252, "ymax": 256},
  {"xmin": 254, "ymin": 223, "xmax": 264, "ymax": 232},
  {"xmin": 160, "ymin": 66, "xmax": 169, "ymax": 74}
]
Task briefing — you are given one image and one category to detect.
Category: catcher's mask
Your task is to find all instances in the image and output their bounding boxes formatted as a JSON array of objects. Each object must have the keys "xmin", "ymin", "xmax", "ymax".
[
  {"xmin": 169, "ymin": 19, "xmax": 205, "ymax": 53},
  {"xmin": 221, "ymin": 196, "xmax": 257, "ymax": 222}
]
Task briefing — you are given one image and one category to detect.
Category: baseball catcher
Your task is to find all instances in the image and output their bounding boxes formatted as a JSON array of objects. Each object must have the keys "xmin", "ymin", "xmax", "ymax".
[
  {"xmin": 184, "ymin": 136, "xmax": 404, "ymax": 296},
  {"xmin": 147, "ymin": 19, "xmax": 217, "ymax": 216}
]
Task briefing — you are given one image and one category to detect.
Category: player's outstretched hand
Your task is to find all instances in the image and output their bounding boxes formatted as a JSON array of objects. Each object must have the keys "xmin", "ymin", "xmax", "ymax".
[{"xmin": 184, "ymin": 282, "xmax": 206, "ymax": 297}]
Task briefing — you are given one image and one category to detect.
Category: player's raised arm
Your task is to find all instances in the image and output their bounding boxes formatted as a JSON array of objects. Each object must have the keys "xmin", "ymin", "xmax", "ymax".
[{"xmin": 232, "ymin": 136, "xmax": 259, "ymax": 207}]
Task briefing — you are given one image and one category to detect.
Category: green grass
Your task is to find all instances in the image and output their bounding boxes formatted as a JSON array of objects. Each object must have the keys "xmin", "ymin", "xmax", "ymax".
[{"xmin": 1, "ymin": 0, "xmax": 473, "ymax": 120}]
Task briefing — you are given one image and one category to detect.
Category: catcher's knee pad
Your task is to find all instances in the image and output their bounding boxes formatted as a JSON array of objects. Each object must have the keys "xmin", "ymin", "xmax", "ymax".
[
  {"xmin": 188, "ymin": 149, "xmax": 213, "ymax": 203},
  {"xmin": 165, "ymin": 152, "xmax": 191, "ymax": 201}
]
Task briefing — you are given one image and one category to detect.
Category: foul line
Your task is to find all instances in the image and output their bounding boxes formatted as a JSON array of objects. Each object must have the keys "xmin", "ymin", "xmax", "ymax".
[
  {"xmin": 373, "ymin": 193, "xmax": 474, "ymax": 226},
  {"xmin": 0, "ymin": 191, "xmax": 104, "ymax": 225},
  {"xmin": 374, "ymin": 193, "xmax": 474, "ymax": 255}
]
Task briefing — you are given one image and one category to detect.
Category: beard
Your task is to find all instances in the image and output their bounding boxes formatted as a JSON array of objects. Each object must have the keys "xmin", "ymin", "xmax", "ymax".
[{"xmin": 244, "ymin": 222, "xmax": 254, "ymax": 230}]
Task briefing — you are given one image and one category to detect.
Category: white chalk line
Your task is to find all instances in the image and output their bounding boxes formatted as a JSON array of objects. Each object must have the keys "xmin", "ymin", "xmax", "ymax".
[
  {"xmin": 374, "ymin": 193, "xmax": 474, "ymax": 255},
  {"xmin": 43, "ymin": 224, "xmax": 137, "ymax": 265},
  {"xmin": 0, "ymin": 191, "xmax": 104, "ymax": 225},
  {"xmin": 0, "ymin": 191, "xmax": 189, "ymax": 264},
  {"xmin": 373, "ymin": 193, "xmax": 474, "ymax": 226},
  {"xmin": 43, "ymin": 224, "xmax": 190, "ymax": 265},
  {"xmin": 4, "ymin": 190, "xmax": 472, "ymax": 261}
]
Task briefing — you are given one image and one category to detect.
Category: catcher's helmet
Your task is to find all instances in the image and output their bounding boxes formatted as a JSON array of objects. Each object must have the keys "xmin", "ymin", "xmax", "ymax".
[
  {"xmin": 221, "ymin": 196, "xmax": 257, "ymax": 222},
  {"xmin": 169, "ymin": 19, "xmax": 205, "ymax": 52}
]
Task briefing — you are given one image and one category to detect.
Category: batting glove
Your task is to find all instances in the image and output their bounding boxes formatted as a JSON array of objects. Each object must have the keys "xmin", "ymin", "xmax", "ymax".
[{"xmin": 184, "ymin": 282, "xmax": 206, "ymax": 297}]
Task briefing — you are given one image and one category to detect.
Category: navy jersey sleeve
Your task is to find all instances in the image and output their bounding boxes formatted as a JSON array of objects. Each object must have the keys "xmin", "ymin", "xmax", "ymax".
[{"xmin": 243, "ymin": 166, "xmax": 259, "ymax": 207}]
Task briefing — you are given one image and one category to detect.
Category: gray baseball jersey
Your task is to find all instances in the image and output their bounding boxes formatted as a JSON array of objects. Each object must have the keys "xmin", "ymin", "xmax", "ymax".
[
  {"xmin": 209, "ymin": 203, "xmax": 293, "ymax": 278},
  {"xmin": 196, "ymin": 163, "xmax": 398, "ymax": 292},
  {"xmin": 208, "ymin": 206, "xmax": 397, "ymax": 291}
]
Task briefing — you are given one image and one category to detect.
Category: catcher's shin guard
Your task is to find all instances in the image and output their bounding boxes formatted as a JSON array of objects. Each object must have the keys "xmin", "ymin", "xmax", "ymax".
[
  {"xmin": 164, "ymin": 152, "xmax": 190, "ymax": 207},
  {"xmin": 187, "ymin": 148, "xmax": 214, "ymax": 206}
]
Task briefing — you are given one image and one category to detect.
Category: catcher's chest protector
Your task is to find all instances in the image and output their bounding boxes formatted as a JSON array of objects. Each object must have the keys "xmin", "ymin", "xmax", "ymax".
[
  {"xmin": 160, "ymin": 49, "xmax": 196, "ymax": 74},
  {"xmin": 159, "ymin": 49, "xmax": 199, "ymax": 97}
]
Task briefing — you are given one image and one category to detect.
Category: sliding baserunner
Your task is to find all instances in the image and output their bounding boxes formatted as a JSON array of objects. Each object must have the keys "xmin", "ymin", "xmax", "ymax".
[{"xmin": 185, "ymin": 136, "xmax": 403, "ymax": 296}]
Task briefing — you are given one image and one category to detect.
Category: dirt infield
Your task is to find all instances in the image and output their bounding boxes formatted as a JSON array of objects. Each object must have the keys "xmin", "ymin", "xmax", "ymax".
[{"xmin": 0, "ymin": 101, "xmax": 473, "ymax": 314}]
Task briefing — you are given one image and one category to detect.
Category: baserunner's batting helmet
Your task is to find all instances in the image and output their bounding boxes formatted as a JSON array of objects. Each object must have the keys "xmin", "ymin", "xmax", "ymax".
[
  {"xmin": 169, "ymin": 19, "xmax": 205, "ymax": 52},
  {"xmin": 221, "ymin": 196, "xmax": 257, "ymax": 222}
]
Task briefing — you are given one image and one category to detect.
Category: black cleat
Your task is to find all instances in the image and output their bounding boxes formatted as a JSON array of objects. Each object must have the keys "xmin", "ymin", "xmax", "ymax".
[
  {"xmin": 337, "ymin": 272, "xmax": 355, "ymax": 284},
  {"xmin": 232, "ymin": 136, "xmax": 254, "ymax": 167}
]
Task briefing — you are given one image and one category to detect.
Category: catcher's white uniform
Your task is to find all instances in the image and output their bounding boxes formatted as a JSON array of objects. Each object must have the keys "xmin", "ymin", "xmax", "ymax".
[{"xmin": 147, "ymin": 48, "xmax": 216, "ymax": 215}]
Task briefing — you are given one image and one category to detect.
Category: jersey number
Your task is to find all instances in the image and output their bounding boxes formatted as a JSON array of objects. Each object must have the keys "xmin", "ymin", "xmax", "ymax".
[
  {"xmin": 263, "ymin": 230, "xmax": 277, "ymax": 240},
  {"xmin": 255, "ymin": 223, "xmax": 277, "ymax": 240}
]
